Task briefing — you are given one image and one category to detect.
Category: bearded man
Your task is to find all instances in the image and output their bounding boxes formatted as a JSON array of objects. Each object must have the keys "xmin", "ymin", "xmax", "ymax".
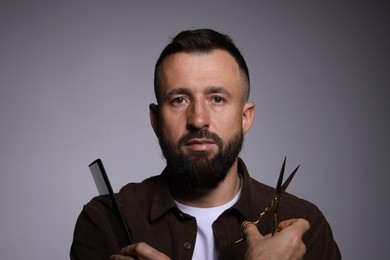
[{"xmin": 71, "ymin": 29, "xmax": 340, "ymax": 260}]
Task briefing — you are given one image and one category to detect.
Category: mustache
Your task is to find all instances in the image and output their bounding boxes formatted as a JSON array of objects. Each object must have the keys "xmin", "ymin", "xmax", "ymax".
[{"xmin": 178, "ymin": 129, "xmax": 224, "ymax": 148}]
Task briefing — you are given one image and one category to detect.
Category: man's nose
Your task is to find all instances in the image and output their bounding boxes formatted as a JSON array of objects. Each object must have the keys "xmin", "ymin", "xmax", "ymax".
[{"xmin": 186, "ymin": 101, "xmax": 210, "ymax": 130}]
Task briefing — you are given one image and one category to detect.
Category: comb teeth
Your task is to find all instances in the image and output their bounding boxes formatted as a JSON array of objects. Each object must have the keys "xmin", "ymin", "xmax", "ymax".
[
  {"xmin": 89, "ymin": 160, "xmax": 109, "ymax": 195},
  {"xmin": 88, "ymin": 158, "xmax": 133, "ymax": 244}
]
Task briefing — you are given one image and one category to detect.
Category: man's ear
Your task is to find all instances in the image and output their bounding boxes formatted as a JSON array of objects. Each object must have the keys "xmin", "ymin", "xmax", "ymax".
[
  {"xmin": 242, "ymin": 102, "xmax": 255, "ymax": 135},
  {"xmin": 149, "ymin": 103, "xmax": 159, "ymax": 137}
]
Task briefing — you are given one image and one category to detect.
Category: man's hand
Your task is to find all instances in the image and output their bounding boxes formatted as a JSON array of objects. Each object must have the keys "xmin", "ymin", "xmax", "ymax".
[
  {"xmin": 110, "ymin": 242, "xmax": 171, "ymax": 260},
  {"xmin": 242, "ymin": 218, "xmax": 310, "ymax": 260}
]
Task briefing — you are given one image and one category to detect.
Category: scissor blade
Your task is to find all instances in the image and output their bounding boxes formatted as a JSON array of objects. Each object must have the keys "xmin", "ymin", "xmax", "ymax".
[
  {"xmin": 280, "ymin": 164, "xmax": 300, "ymax": 193},
  {"xmin": 276, "ymin": 157, "xmax": 286, "ymax": 195}
]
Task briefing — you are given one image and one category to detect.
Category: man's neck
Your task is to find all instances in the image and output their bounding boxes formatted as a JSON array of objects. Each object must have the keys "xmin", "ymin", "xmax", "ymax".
[{"xmin": 171, "ymin": 160, "xmax": 241, "ymax": 208}]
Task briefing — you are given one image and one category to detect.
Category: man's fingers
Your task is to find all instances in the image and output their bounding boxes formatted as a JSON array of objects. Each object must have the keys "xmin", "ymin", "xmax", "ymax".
[
  {"xmin": 242, "ymin": 218, "xmax": 309, "ymax": 260},
  {"xmin": 110, "ymin": 254, "xmax": 136, "ymax": 260},
  {"xmin": 111, "ymin": 242, "xmax": 170, "ymax": 260},
  {"xmin": 110, "ymin": 253, "xmax": 136, "ymax": 260},
  {"xmin": 278, "ymin": 218, "xmax": 310, "ymax": 234},
  {"xmin": 124, "ymin": 242, "xmax": 168, "ymax": 259},
  {"xmin": 242, "ymin": 221, "xmax": 263, "ymax": 241}
]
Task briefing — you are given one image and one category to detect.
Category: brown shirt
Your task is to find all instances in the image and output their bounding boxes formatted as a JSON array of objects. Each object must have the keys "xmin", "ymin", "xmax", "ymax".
[{"xmin": 70, "ymin": 158, "xmax": 341, "ymax": 259}]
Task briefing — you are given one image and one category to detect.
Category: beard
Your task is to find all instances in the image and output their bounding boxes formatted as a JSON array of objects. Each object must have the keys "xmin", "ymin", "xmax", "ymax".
[{"xmin": 158, "ymin": 128, "xmax": 244, "ymax": 190}]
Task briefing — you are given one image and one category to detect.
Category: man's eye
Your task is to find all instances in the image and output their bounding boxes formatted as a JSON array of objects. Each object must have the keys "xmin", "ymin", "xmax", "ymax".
[
  {"xmin": 212, "ymin": 96, "xmax": 225, "ymax": 103},
  {"xmin": 172, "ymin": 97, "xmax": 185, "ymax": 104}
]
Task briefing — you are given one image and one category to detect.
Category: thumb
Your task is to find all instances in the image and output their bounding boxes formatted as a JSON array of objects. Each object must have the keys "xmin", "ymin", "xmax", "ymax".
[
  {"xmin": 279, "ymin": 218, "xmax": 310, "ymax": 234},
  {"xmin": 242, "ymin": 221, "xmax": 263, "ymax": 241}
]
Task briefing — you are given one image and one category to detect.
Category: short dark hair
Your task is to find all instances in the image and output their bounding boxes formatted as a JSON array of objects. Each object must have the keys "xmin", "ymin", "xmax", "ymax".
[{"xmin": 154, "ymin": 29, "xmax": 250, "ymax": 102}]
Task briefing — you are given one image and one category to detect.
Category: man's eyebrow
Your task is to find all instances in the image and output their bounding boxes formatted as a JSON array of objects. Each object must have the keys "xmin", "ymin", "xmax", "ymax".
[
  {"xmin": 205, "ymin": 86, "xmax": 232, "ymax": 97},
  {"xmin": 164, "ymin": 86, "xmax": 232, "ymax": 98},
  {"xmin": 164, "ymin": 88, "xmax": 192, "ymax": 97}
]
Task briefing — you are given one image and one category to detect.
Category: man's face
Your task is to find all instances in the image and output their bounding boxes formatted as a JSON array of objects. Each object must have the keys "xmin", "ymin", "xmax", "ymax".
[{"xmin": 150, "ymin": 50, "xmax": 254, "ymax": 189}]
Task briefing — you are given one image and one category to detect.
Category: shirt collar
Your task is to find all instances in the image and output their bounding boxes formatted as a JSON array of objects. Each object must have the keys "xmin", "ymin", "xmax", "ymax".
[
  {"xmin": 149, "ymin": 169, "xmax": 178, "ymax": 222},
  {"xmin": 233, "ymin": 158, "xmax": 276, "ymax": 223}
]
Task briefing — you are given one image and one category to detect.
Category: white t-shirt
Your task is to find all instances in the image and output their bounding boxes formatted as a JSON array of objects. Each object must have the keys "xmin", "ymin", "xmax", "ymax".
[{"xmin": 175, "ymin": 182, "xmax": 242, "ymax": 260}]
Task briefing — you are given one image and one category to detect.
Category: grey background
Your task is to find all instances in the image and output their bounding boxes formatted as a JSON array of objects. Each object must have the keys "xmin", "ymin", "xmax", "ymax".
[{"xmin": 0, "ymin": 1, "xmax": 389, "ymax": 259}]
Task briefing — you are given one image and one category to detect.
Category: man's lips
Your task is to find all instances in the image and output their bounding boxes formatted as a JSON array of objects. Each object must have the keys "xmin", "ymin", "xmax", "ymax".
[{"xmin": 184, "ymin": 139, "xmax": 216, "ymax": 151}]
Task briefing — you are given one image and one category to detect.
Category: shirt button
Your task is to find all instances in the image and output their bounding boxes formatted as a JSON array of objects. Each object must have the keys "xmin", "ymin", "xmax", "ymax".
[{"xmin": 183, "ymin": 242, "xmax": 192, "ymax": 250}]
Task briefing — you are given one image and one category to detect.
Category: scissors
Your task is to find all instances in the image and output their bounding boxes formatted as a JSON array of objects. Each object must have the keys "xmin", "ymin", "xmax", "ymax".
[{"xmin": 236, "ymin": 157, "xmax": 300, "ymax": 243}]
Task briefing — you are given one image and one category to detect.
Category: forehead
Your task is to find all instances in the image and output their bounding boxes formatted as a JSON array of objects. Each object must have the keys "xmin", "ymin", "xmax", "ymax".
[{"xmin": 157, "ymin": 50, "xmax": 246, "ymax": 97}]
